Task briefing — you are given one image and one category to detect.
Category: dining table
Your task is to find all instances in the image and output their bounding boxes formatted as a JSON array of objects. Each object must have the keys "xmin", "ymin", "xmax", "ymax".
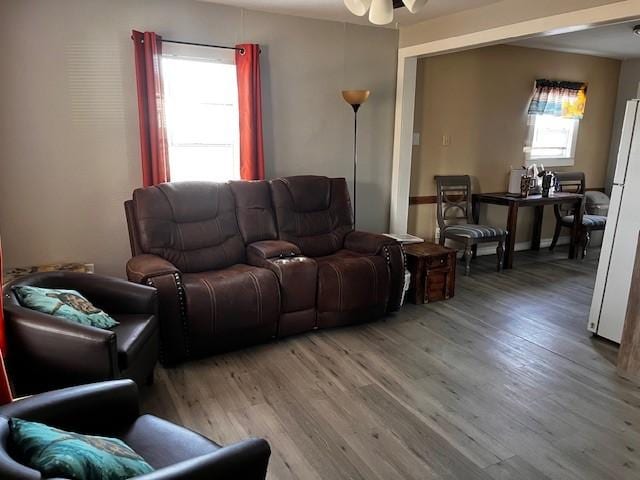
[{"xmin": 472, "ymin": 191, "xmax": 585, "ymax": 269}]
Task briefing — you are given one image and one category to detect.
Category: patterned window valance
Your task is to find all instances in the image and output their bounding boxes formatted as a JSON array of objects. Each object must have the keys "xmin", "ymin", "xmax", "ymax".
[{"xmin": 527, "ymin": 79, "xmax": 588, "ymax": 120}]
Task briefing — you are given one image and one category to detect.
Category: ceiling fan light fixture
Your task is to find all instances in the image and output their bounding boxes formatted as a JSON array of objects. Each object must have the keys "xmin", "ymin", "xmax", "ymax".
[
  {"xmin": 402, "ymin": 0, "xmax": 428, "ymax": 14},
  {"xmin": 344, "ymin": 0, "xmax": 372, "ymax": 16},
  {"xmin": 369, "ymin": 0, "xmax": 394, "ymax": 25}
]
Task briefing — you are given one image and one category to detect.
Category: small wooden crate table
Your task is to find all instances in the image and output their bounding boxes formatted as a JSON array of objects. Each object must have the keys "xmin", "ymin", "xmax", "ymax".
[{"xmin": 405, "ymin": 242, "xmax": 457, "ymax": 304}]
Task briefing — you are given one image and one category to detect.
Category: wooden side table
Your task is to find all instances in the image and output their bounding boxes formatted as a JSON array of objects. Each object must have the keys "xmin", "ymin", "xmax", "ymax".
[{"xmin": 405, "ymin": 242, "xmax": 457, "ymax": 304}]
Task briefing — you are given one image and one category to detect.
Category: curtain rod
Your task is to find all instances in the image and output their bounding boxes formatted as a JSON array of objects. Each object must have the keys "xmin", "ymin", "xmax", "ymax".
[{"xmin": 162, "ymin": 39, "xmax": 245, "ymax": 53}]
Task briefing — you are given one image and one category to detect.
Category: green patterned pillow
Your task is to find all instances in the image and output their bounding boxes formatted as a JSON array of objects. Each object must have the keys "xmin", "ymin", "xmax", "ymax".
[
  {"xmin": 9, "ymin": 418, "xmax": 154, "ymax": 480},
  {"xmin": 13, "ymin": 285, "xmax": 118, "ymax": 329}
]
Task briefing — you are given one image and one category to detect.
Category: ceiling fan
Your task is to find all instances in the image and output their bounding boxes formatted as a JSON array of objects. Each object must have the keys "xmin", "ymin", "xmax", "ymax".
[{"xmin": 344, "ymin": 0, "xmax": 428, "ymax": 25}]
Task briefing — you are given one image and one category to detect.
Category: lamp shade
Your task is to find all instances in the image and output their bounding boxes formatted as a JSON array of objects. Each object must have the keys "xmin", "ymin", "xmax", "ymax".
[
  {"xmin": 344, "ymin": 0, "xmax": 372, "ymax": 16},
  {"xmin": 403, "ymin": 0, "xmax": 428, "ymax": 14},
  {"xmin": 342, "ymin": 90, "xmax": 370, "ymax": 106},
  {"xmin": 369, "ymin": 0, "xmax": 393, "ymax": 25}
]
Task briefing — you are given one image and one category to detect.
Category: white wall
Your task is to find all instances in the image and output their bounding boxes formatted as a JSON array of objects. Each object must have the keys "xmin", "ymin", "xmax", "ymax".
[
  {"xmin": 606, "ymin": 58, "xmax": 640, "ymax": 192},
  {"xmin": 0, "ymin": 0, "xmax": 398, "ymax": 277}
]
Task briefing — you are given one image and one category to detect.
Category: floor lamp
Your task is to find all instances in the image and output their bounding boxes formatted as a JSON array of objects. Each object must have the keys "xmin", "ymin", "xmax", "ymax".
[{"xmin": 342, "ymin": 90, "xmax": 370, "ymax": 226}]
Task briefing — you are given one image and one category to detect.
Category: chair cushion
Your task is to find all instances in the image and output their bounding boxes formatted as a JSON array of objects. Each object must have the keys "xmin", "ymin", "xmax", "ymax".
[
  {"xmin": 9, "ymin": 418, "xmax": 154, "ymax": 480},
  {"xmin": 561, "ymin": 214, "xmax": 607, "ymax": 228},
  {"xmin": 112, "ymin": 314, "xmax": 157, "ymax": 370},
  {"xmin": 118, "ymin": 415, "xmax": 219, "ymax": 469},
  {"xmin": 12, "ymin": 286, "xmax": 118, "ymax": 329},
  {"xmin": 443, "ymin": 224, "xmax": 507, "ymax": 239},
  {"xmin": 316, "ymin": 250, "xmax": 389, "ymax": 313},
  {"xmin": 182, "ymin": 264, "xmax": 280, "ymax": 356}
]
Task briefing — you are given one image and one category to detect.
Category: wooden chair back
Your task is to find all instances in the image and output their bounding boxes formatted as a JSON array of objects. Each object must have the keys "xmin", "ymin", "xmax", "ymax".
[
  {"xmin": 434, "ymin": 175, "xmax": 474, "ymax": 231},
  {"xmin": 554, "ymin": 171, "xmax": 585, "ymax": 219}
]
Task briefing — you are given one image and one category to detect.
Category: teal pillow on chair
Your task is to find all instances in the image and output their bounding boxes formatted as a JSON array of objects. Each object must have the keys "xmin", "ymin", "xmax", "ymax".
[
  {"xmin": 9, "ymin": 418, "xmax": 154, "ymax": 480},
  {"xmin": 13, "ymin": 285, "xmax": 118, "ymax": 329}
]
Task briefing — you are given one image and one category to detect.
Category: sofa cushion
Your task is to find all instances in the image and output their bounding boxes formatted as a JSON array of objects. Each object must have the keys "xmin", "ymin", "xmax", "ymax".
[
  {"xmin": 118, "ymin": 415, "xmax": 219, "ymax": 469},
  {"xmin": 182, "ymin": 265, "xmax": 279, "ymax": 356},
  {"xmin": 315, "ymin": 251, "xmax": 390, "ymax": 314},
  {"xmin": 9, "ymin": 418, "xmax": 154, "ymax": 480},
  {"xmin": 229, "ymin": 180, "xmax": 278, "ymax": 244},
  {"xmin": 132, "ymin": 182, "xmax": 246, "ymax": 273},
  {"xmin": 270, "ymin": 176, "xmax": 354, "ymax": 257},
  {"xmin": 112, "ymin": 314, "xmax": 157, "ymax": 370}
]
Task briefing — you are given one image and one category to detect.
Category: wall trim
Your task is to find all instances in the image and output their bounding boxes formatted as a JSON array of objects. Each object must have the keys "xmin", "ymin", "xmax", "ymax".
[{"xmin": 389, "ymin": 0, "xmax": 640, "ymax": 235}]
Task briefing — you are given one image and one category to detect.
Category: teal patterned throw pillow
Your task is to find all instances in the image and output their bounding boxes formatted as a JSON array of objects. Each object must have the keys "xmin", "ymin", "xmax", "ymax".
[
  {"xmin": 13, "ymin": 285, "xmax": 118, "ymax": 329},
  {"xmin": 9, "ymin": 418, "xmax": 154, "ymax": 480}
]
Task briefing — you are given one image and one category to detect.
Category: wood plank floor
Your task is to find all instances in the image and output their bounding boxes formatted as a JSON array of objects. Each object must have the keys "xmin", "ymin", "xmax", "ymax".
[{"xmin": 142, "ymin": 248, "xmax": 640, "ymax": 479}]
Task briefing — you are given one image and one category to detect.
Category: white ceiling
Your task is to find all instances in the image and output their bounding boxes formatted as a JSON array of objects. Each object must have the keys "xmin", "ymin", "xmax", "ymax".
[
  {"xmin": 199, "ymin": 0, "xmax": 503, "ymax": 27},
  {"xmin": 512, "ymin": 20, "xmax": 640, "ymax": 60}
]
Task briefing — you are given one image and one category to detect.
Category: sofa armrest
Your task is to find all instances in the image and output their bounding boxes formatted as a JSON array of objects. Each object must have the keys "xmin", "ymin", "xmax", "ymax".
[
  {"xmin": 344, "ymin": 232, "xmax": 405, "ymax": 313},
  {"xmin": 344, "ymin": 231, "xmax": 397, "ymax": 255},
  {"xmin": 135, "ymin": 438, "xmax": 271, "ymax": 480},
  {"xmin": 247, "ymin": 240, "xmax": 301, "ymax": 260},
  {"xmin": 127, "ymin": 255, "xmax": 180, "ymax": 284},
  {"xmin": 4, "ymin": 304, "xmax": 119, "ymax": 390},
  {"xmin": 0, "ymin": 380, "xmax": 139, "ymax": 434},
  {"xmin": 126, "ymin": 256, "xmax": 186, "ymax": 366}
]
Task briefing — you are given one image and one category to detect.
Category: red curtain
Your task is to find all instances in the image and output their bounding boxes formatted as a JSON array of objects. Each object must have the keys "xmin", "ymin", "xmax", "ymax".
[
  {"xmin": 236, "ymin": 44, "xmax": 265, "ymax": 180},
  {"xmin": 0, "ymin": 238, "xmax": 13, "ymax": 404},
  {"xmin": 132, "ymin": 30, "xmax": 170, "ymax": 187}
]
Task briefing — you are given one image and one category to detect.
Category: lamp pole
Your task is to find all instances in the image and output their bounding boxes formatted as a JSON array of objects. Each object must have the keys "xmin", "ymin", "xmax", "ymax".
[
  {"xmin": 351, "ymin": 103, "xmax": 360, "ymax": 225},
  {"xmin": 342, "ymin": 90, "xmax": 370, "ymax": 227}
]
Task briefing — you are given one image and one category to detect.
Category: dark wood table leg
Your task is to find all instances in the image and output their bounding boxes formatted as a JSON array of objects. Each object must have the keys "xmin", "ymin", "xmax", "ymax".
[
  {"xmin": 504, "ymin": 203, "xmax": 518, "ymax": 269},
  {"xmin": 531, "ymin": 205, "xmax": 544, "ymax": 251},
  {"xmin": 569, "ymin": 199, "xmax": 584, "ymax": 259},
  {"xmin": 472, "ymin": 196, "xmax": 480, "ymax": 224}
]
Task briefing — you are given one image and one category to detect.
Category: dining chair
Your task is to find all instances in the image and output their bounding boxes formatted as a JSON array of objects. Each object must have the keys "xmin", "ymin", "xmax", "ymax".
[
  {"xmin": 549, "ymin": 172, "xmax": 606, "ymax": 258},
  {"xmin": 435, "ymin": 175, "xmax": 507, "ymax": 275}
]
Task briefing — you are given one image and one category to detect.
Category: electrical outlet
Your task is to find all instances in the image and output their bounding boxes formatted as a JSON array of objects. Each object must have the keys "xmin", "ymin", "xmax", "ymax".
[
  {"xmin": 412, "ymin": 132, "xmax": 420, "ymax": 146},
  {"xmin": 442, "ymin": 135, "xmax": 451, "ymax": 147}
]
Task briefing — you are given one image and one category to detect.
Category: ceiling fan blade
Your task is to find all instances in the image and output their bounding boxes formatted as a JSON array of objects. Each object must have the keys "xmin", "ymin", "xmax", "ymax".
[
  {"xmin": 344, "ymin": 0, "xmax": 372, "ymax": 16},
  {"xmin": 369, "ymin": 0, "xmax": 393, "ymax": 25},
  {"xmin": 403, "ymin": 0, "xmax": 428, "ymax": 14}
]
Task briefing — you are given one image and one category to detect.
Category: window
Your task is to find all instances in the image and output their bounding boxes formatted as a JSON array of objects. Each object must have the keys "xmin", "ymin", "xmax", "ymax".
[
  {"xmin": 524, "ymin": 114, "xmax": 579, "ymax": 167},
  {"xmin": 162, "ymin": 49, "xmax": 240, "ymax": 182}
]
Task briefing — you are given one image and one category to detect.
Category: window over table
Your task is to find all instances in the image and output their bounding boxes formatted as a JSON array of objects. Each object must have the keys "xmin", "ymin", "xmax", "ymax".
[
  {"xmin": 525, "ymin": 114, "xmax": 579, "ymax": 167},
  {"xmin": 162, "ymin": 47, "xmax": 240, "ymax": 182},
  {"xmin": 524, "ymin": 79, "xmax": 587, "ymax": 168}
]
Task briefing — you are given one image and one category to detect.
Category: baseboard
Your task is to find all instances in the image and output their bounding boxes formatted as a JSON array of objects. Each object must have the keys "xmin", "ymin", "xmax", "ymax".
[{"xmin": 473, "ymin": 236, "xmax": 571, "ymax": 257}]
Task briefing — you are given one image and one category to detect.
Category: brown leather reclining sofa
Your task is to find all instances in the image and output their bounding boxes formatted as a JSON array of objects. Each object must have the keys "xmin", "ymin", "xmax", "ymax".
[{"xmin": 125, "ymin": 175, "xmax": 405, "ymax": 365}]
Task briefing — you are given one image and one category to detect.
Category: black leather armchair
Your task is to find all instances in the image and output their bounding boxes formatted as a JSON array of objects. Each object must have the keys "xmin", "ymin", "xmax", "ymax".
[
  {"xmin": 3, "ymin": 272, "xmax": 159, "ymax": 395},
  {"xmin": 0, "ymin": 380, "xmax": 271, "ymax": 479}
]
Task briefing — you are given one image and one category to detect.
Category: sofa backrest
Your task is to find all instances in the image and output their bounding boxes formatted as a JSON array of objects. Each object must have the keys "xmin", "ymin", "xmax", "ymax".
[
  {"xmin": 269, "ymin": 176, "xmax": 353, "ymax": 257},
  {"xmin": 229, "ymin": 180, "xmax": 278, "ymax": 244},
  {"xmin": 131, "ymin": 182, "xmax": 246, "ymax": 272}
]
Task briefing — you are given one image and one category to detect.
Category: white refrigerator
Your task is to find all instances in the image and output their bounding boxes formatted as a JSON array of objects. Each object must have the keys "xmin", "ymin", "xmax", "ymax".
[{"xmin": 588, "ymin": 99, "xmax": 640, "ymax": 343}]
